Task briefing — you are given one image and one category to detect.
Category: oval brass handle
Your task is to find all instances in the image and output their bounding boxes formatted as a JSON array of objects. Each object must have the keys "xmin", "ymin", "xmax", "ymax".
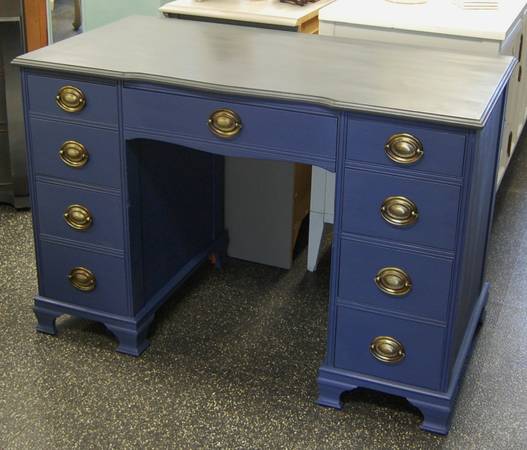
[
  {"xmin": 59, "ymin": 141, "xmax": 89, "ymax": 168},
  {"xmin": 208, "ymin": 109, "xmax": 242, "ymax": 138},
  {"xmin": 56, "ymin": 85, "xmax": 86, "ymax": 113},
  {"xmin": 370, "ymin": 336, "xmax": 406, "ymax": 364},
  {"xmin": 385, "ymin": 133, "xmax": 424, "ymax": 165},
  {"xmin": 381, "ymin": 196, "xmax": 419, "ymax": 227},
  {"xmin": 64, "ymin": 204, "xmax": 93, "ymax": 231},
  {"xmin": 375, "ymin": 267, "xmax": 413, "ymax": 296},
  {"xmin": 68, "ymin": 267, "xmax": 96, "ymax": 292}
]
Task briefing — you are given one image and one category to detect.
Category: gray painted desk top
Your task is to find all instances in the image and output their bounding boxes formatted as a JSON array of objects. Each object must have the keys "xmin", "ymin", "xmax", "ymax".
[{"xmin": 13, "ymin": 16, "xmax": 516, "ymax": 127}]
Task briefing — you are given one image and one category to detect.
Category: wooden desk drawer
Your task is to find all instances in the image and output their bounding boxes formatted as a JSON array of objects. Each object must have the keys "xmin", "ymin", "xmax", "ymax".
[
  {"xmin": 30, "ymin": 118, "xmax": 121, "ymax": 189},
  {"xmin": 36, "ymin": 181, "xmax": 124, "ymax": 250},
  {"xmin": 339, "ymin": 239, "xmax": 453, "ymax": 323},
  {"xmin": 342, "ymin": 169, "xmax": 461, "ymax": 251},
  {"xmin": 347, "ymin": 116, "xmax": 466, "ymax": 178},
  {"xmin": 335, "ymin": 306, "xmax": 444, "ymax": 390},
  {"xmin": 26, "ymin": 72, "xmax": 118, "ymax": 126},
  {"xmin": 123, "ymin": 87, "xmax": 338, "ymax": 161},
  {"xmin": 39, "ymin": 241, "xmax": 128, "ymax": 316}
]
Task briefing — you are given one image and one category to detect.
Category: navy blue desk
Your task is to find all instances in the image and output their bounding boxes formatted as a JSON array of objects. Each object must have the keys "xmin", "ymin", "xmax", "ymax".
[{"xmin": 14, "ymin": 17, "xmax": 515, "ymax": 434}]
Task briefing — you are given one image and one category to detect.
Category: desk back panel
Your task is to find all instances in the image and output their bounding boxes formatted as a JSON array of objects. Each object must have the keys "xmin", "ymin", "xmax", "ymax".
[{"xmin": 126, "ymin": 139, "xmax": 224, "ymax": 310}]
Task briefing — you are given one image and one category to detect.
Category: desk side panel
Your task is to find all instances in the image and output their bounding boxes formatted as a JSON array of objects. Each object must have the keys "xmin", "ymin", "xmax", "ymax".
[{"xmin": 446, "ymin": 93, "xmax": 505, "ymax": 380}]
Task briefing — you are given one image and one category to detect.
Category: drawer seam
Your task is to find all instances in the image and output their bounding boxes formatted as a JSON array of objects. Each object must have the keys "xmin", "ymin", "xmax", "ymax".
[
  {"xmin": 336, "ymin": 298, "xmax": 447, "ymax": 327},
  {"xmin": 27, "ymin": 70, "xmax": 118, "ymax": 86},
  {"xmin": 35, "ymin": 175, "xmax": 121, "ymax": 196},
  {"xmin": 344, "ymin": 160, "xmax": 463, "ymax": 185},
  {"xmin": 29, "ymin": 113, "xmax": 119, "ymax": 131},
  {"xmin": 345, "ymin": 163, "xmax": 463, "ymax": 187},
  {"xmin": 40, "ymin": 234, "xmax": 124, "ymax": 257},
  {"xmin": 124, "ymin": 126, "xmax": 337, "ymax": 169},
  {"xmin": 340, "ymin": 232, "xmax": 455, "ymax": 259},
  {"xmin": 123, "ymin": 84, "xmax": 338, "ymax": 118}
]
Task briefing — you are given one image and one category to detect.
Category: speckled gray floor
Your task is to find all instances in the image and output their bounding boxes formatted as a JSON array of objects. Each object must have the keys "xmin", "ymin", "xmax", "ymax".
[{"xmin": 1, "ymin": 141, "xmax": 527, "ymax": 449}]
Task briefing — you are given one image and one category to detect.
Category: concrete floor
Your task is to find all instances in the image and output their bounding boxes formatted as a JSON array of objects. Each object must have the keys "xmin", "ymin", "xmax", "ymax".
[{"xmin": 1, "ymin": 140, "xmax": 526, "ymax": 448}]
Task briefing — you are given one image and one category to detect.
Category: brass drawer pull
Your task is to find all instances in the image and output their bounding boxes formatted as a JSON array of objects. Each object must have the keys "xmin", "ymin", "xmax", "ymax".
[
  {"xmin": 68, "ymin": 267, "xmax": 96, "ymax": 292},
  {"xmin": 64, "ymin": 204, "xmax": 93, "ymax": 231},
  {"xmin": 381, "ymin": 196, "xmax": 419, "ymax": 227},
  {"xmin": 385, "ymin": 133, "xmax": 424, "ymax": 165},
  {"xmin": 375, "ymin": 267, "xmax": 413, "ymax": 296},
  {"xmin": 59, "ymin": 141, "xmax": 89, "ymax": 168},
  {"xmin": 56, "ymin": 85, "xmax": 86, "ymax": 113},
  {"xmin": 370, "ymin": 336, "xmax": 406, "ymax": 364},
  {"xmin": 208, "ymin": 109, "xmax": 242, "ymax": 138}
]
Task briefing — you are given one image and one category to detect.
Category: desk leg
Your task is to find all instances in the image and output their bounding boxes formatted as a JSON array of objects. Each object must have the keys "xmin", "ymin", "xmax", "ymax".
[
  {"xmin": 34, "ymin": 305, "xmax": 61, "ymax": 335},
  {"xmin": 105, "ymin": 316, "xmax": 154, "ymax": 357}
]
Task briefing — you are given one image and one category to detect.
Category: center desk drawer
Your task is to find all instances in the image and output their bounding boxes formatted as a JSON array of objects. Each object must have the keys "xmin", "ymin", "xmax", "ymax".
[
  {"xmin": 122, "ymin": 88, "xmax": 338, "ymax": 160},
  {"xmin": 342, "ymin": 169, "xmax": 461, "ymax": 251},
  {"xmin": 36, "ymin": 181, "xmax": 124, "ymax": 250}
]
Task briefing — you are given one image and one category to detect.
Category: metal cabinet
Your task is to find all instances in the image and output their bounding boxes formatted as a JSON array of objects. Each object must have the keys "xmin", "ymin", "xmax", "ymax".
[{"xmin": 0, "ymin": 0, "xmax": 28, "ymax": 208}]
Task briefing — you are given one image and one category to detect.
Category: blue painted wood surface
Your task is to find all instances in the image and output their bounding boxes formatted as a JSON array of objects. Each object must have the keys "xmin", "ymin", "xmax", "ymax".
[
  {"xmin": 346, "ymin": 115, "xmax": 466, "ymax": 178},
  {"xmin": 334, "ymin": 305, "xmax": 445, "ymax": 390},
  {"xmin": 20, "ymin": 69, "xmax": 508, "ymax": 435},
  {"xmin": 342, "ymin": 168, "xmax": 461, "ymax": 251},
  {"xmin": 123, "ymin": 84, "xmax": 338, "ymax": 170},
  {"xmin": 29, "ymin": 118, "xmax": 121, "ymax": 189},
  {"xmin": 38, "ymin": 239, "xmax": 128, "ymax": 315},
  {"xmin": 126, "ymin": 139, "xmax": 223, "ymax": 309},
  {"xmin": 36, "ymin": 179, "xmax": 124, "ymax": 249},
  {"xmin": 445, "ymin": 93, "xmax": 505, "ymax": 379},
  {"xmin": 26, "ymin": 72, "xmax": 118, "ymax": 126},
  {"xmin": 338, "ymin": 237, "xmax": 454, "ymax": 323}
]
